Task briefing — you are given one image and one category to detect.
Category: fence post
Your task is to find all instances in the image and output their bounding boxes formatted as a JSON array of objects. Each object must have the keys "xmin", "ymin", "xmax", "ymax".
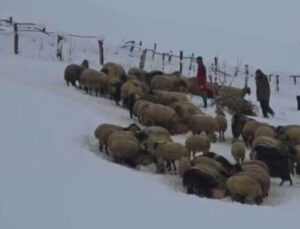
[
  {"xmin": 98, "ymin": 39, "xmax": 104, "ymax": 65},
  {"xmin": 9, "ymin": 16, "xmax": 13, "ymax": 25},
  {"xmin": 294, "ymin": 76, "xmax": 297, "ymax": 85},
  {"xmin": 152, "ymin": 43, "xmax": 157, "ymax": 60},
  {"xmin": 139, "ymin": 49, "xmax": 147, "ymax": 70},
  {"xmin": 268, "ymin": 74, "xmax": 272, "ymax": 81},
  {"xmin": 130, "ymin": 41, "xmax": 135, "ymax": 54},
  {"xmin": 168, "ymin": 50, "xmax": 172, "ymax": 63},
  {"xmin": 13, "ymin": 23, "xmax": 19, "ymax": 54},
  {"xmin": 162, "ymin": 53, "xmax": 166, "ymax": 71},
  {"xmin": 214, "ymin": 57, "xmax": 218, "ymax": 83},
  {"xmin": 244, "ymin": 64, "xmax": 249, "ymax": 87},
  {"xmin": 56, "ymin": 35, "xmax": 63, "ymax": 61},
  {"xmin": 179, "ymin": 50, "xmax": 183, "ymax": 74},
  {"xmin": 139, "ymin": 41, "xmax": 142, "ymax": 52},
  {"xmin": 276, "ymin": 75, "xmax": 279, "ymax": 91}
]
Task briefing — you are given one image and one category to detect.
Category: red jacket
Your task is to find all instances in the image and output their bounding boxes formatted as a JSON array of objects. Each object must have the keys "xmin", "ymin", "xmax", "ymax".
[{"xmin": 197, "ymin": 63, "xmax": 207, "ymax": 90}]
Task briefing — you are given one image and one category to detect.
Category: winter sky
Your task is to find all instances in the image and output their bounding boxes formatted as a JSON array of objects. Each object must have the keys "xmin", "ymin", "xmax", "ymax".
[{"xmin": 1, "ymin": 0, "xmax": 300, "ymax": 73}]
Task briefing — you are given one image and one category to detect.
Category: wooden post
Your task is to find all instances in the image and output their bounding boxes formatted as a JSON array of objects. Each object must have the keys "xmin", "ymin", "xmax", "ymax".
[
  {"xmin": 13, "ymin": 23, "xmax": 19, "ymax": 54},
  {"xmin": 98, "ymin": 39, "xmax": 104, "ymax": 65},
  {"xmin": 189, "ymin": 53, "xmax": 194, "ymax": 71},
  {"xmin": 9, "ymin": 16, "xmax": 13, "ymax": 25},
  {"xmin": 152, "ymin": 43, "xmax": 157, "ymax": 60},
  {"xmin": 162, "ymin": 53, "xmax": 166, "ymax": 71},
  {"xmin": 244, "ymin": 64, "xmax": 249, "ymax": 87},
  {"xmin": 294, "ymin": 76, "xmax": 297, "ymax": 85},
  {"xmin": 168, "ymin": 50, "xmax": 172, "ymax": 63},
  {"xmin": 139, "ymin": 41, "xmax": 142, "ymax": 52},
  {"xmin": 214, "ymin": 57, "xmax": 218, "ymax": 83},
  {"xmin": 130, "ymin": 41, "xmax": 135, "ymax": 54},
  {"xmin": 268, "ymin": 74, "xmax": 272, "ymax": 81},
  {"xmin": 276, "ymin": 75, "xmax": 279, "ymax": 91},
  {"xmin": 139, "ymin": 49, "xmax": 147, "ymax": 70},
  {"xmin": 179, "ymin": 50, "xmax": 183, "ymax": 74},
  {"xmin": 56, "ymin": 35, "xmax": 63, "ymax": 61}
]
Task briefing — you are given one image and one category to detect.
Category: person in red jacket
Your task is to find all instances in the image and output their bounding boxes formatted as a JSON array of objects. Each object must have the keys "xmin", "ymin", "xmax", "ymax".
[{"xmin": 196, "ymin": 56, "xmax": 207, "ymax": 108}]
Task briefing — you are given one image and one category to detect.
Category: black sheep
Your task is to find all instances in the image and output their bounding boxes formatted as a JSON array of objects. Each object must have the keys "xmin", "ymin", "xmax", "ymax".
[{"xmin": 254, "ymin": 145, "xmax": 294, "ymax": 186}]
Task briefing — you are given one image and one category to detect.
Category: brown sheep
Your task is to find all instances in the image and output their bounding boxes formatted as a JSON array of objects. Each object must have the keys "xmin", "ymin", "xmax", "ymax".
[
  {"xmin": 64, "ymin": 60, "xmax": 89, "ymax": 87},
  {"xmin": 171, "ymin": 101, "xmax": 204, "ymax": 123},
  {"xmin": 94, "ymin": 123, "xmax": 140, "ymax": 154},
  {"xmin": 107, "ymin": 131, "xmax": 140, "ymax": 168},
  {"xmin": 226, "ymin": 175, "xmax": 263, "ymax": 205},
  {"xmin": 101, "ymin": 62, "xmax": 126, "ymax": 81},
  {"xmin": 80, "ymin": 68, "xmax": 109, "ymax": 96},
  {"xmin": 214, "ymin": 110, "xmax": 227, "ymax": 142},
  {"xmin": 150, "ymin": 142, "xmax": 188, "ymax": 173},
  {"xmin": 141, "ymin": 103, "xmax": 177, "ymax": 130},
  {"xmin": 193, "ymin": 156, "xmax": 230, "ymax": 177},
  {"xmin": 153, "ymin": 90, "xmax": 188, "ymax": 104},
  {"xmin": 185, "ymin": 133, "xmax": 211, "ymax": 159},
  {"xmin": 219, "ymin": 86, "xmax": 251, "ymax": 98},
  {"xmin": 188, "ymin": 114, "xmax": 219, "ymax": 142},
  {"xmin": 231, "ymin": 140, "xmax": 246, "ymax": 165},
  {"xmin": 150, "ymin": 74, "xmax": 188, "ymax": 92},
  {"xmin": 254, "ymin": 126, "xmax": 276, "ymax": 139},
  {"xmin": 121, "ymin": 80, "xmax": 144, "ymax": 107},
  {"xmin": 178, "ymin": 157, "xmax": 192, "ymax": 177}
]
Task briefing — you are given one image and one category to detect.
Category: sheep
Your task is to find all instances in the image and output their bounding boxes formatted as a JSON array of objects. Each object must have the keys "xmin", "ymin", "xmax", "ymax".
[
  {"xmin": 239, "ymin": 164, "xmax": 271, "ymax": 197},
  {"xmin": 231, "ymin": 113, "xmax": 253, "ymax": 140},
  {"xmin": 141, "ymin": 126, "xmax": 171, "ymax": 139},
  {"xmin": 193, "ymin": 156, "xmax": 230, "ymax": 178},
  {"xmin": 94, "ymin": 123, "xmax": 140, "ymax": 154},
  {"xmin": 253, "ymin": 144, "xmax": 294, "ymax": 186},
  {"xmin": 178, "ymin": 157, "xmax": 192, "ymax": 177},
  {"xmin": 171, "ymin": 101, "xmax": 204, "ymax": 123},
  {"xmin": 64, "ymin": 60, "xmax": 89, "ymax": 87},
  {"xmin": 101, "ymin": 62, "xmax": 126, "ymax": 81},
  {"xmin": 185, "ymin": 77, "xmax": 219, "ymax": 98},
  {"xmin": 242, "ymin": 120, "xmax": 269, "ymax": 147},
  {"xmin": 141, "ymin": 103, "xmax": 178, "ymax": 130},
  {"xmin": 185, "ymin": 132, "xmax": 211, "ymax": 159},
  {"xmin": 131, "ymin": 99, "xmax": 153, "ymax": 120},
  {"xmin": 254, "ymin": 126, "xmax": 276, "ymax": 139},
  {"xmin": 251, "ymin": 136, "xmax": 282, "ymax": 156},
  {"xmin": 153, "ymin": 90, "xmax": 188, "ymax": 104},
  {"xmin": 150, "ymin": 74, "xmax": 188, "ymax": 92},
  {"xmin": 107, "ymin": 131, "xmax": 140, "ymax": 168},
  {"xmin": 134, "ymin": 149, "xmax": 156, "ymax": 166},
  {"xmin": 231, "ymin": 140, "xmax": 246, "ymax": 165},
  {"xmin": 202, "ymin": 152, "xmax": 235, "ymax": 172},
  {"xmin": 106, "ymin": 77, "xmax": 122, "ymax": 105},
  {"xmin": 79, "ymin": 68, "xmax": 109, "ymax": 96},
  {"xmin": 183, "ymin": 165, "xmax": 227, "ymax": 198},
  {"xmin": 226, "ymin": 175, "xmax": 263, "ymax": 205},
  {"xmin": 214, "ymin": 109, "xmax": 227, "ymax": 141},
  {"xmin": 279, "ymin": 127, "xmax": 300, "ymax": 146},
  {"xmin": 121, "ymin": 80, "xmax": 144, "ymax": 107},
  {"xmin": 188, "ymin": 114, "xmax": 219, "ymax": 142},
  {"xmin": 127, "ymin": 67, "xmax": 149, "ymax": 84},
  {"xmin": 242, "ymin": 160, "xmax": 269, "ymax": 174},
  {"xmin": 219, "ymin": 86, "xmax": 251, "ymax": 98},
  {"xmin": 148, "ymin": 142, "xmax": 188, "ymax": 173}
]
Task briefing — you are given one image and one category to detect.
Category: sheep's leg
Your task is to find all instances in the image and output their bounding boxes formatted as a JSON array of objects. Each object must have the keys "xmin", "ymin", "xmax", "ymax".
[
  {"xmin": 187, "ymin": 185, "xmax": 194, "ymax": 194},
  {"xmin": 104, "ymin": 145, "xmax": 109, "ymax": 155},
  {"xmin": 289, "ymin": 177, "xmax": 293, "ymax": 186},
  {"xmin": 279, "ymin": 179, "xmax": 285, "ymax": 186},
  {"xmin": 99, "ymin": 142, "xmax": 103, "ymax": 152},
  {"xmin": 171, "ymin": 160, "xmax": 176, "ymax": 173},
  {"xmin": 95, "ymin": 88, "xmax": 98, "ymax": 97}
]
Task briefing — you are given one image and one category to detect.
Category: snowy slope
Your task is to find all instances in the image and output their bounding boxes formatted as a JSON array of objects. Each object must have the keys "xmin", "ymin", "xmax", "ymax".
[
  {"xmin": 1, "ymin": 0, "xmax": 300, "ymax": 228},
  {"xmin": 1, "ymin": 51, "xmax": 300, "ymax": 229}
]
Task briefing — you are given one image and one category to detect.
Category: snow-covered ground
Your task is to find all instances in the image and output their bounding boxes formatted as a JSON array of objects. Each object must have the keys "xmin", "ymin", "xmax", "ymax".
[
  {"xmin": 1, "ymin": 0, "xmax": 300, "ymax": 228},
  {"xmin": 1, "ymin": 50, "xmax": 300, "ymax": 229}
]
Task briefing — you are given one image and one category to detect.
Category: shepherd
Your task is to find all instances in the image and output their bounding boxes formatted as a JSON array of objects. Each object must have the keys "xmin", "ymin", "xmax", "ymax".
[{"xmin": 196, "ymin": 56, "xmax": 208, "ymax": 108}]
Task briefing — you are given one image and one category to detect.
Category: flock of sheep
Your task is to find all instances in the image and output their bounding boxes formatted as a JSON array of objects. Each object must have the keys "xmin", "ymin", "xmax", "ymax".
[{"xmin": 64, "ymin": 60, "xmax": 300, "ymax": 205}]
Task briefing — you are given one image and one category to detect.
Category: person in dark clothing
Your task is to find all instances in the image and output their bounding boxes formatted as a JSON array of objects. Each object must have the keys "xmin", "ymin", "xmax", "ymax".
[
  {"xmin": 255, "ymin": 69, "xmax": 274, "ymax": 118},
  {"xmin": 196, "ymin": 56, "xmax": 208, "ymax": 108}
]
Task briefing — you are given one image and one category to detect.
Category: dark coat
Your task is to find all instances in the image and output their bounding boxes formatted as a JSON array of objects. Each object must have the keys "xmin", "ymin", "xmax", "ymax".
[
  {"xmin": 255, "ymin": 73, "xmax": 270, "ymax": 101},
  {"xmin": 196, "ymin": 64, "xmax": 207, "ymax": 90}
]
